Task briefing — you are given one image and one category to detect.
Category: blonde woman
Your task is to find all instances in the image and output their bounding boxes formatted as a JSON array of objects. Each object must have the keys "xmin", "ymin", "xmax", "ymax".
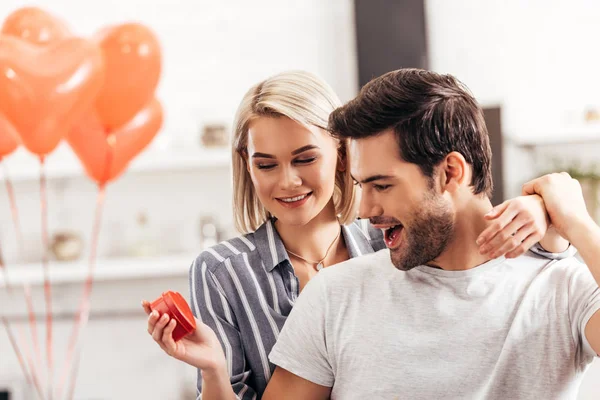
[{"xmin": 142, "ymin": 71, "xmax": 571, "ymax": 399}]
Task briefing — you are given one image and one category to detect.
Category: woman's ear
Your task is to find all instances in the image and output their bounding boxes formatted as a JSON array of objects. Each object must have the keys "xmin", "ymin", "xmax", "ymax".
[{"xmin": 239, "ymin": 148, "xmax": 251, "ymax": 174}]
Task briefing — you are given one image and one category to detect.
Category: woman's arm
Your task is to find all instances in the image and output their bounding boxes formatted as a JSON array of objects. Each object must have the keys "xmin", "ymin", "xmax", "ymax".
[
  {"xmin": 144, "ymin": 308, "xmax": 238, "ymax": 399},
  {"xmin": 537, "ymin": 226, "xmax": 569, "ymax": 253},
  {"xmin": 188, "ymin": 255, "xmax": 258, "ymax": 399},
  {"xmin": 143, "ymin": 254, "xmax": 258, "ymax": 399},
  {"xmin": 477, "ymin": 194, "xmax": 571, "ymax": 259}
]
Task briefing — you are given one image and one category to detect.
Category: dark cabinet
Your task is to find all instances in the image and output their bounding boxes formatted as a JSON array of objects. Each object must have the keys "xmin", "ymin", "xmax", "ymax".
[{"xmin": 354, "ymin": 0, "xmax": 429, "ymax": 87}]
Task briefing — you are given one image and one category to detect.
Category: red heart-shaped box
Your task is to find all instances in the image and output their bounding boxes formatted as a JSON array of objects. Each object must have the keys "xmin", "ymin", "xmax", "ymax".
[{"xmin": 150, "ymin": 291, "xmax": 196, "ymax": 342}]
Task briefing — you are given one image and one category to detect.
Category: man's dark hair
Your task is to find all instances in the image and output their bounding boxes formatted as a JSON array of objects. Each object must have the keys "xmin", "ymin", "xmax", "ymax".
[{"xmin": 329, "ymin": 68, "xmax": 493, "ymax": 197}]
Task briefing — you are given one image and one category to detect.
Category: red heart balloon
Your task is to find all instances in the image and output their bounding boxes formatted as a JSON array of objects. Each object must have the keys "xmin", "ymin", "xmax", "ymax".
[
  {"xmin": 0, "ymin": 35, "xmax": 104, "ymax": 156},
  {"xmin": 68, "ymin": 98, "xmax": 163, "ymax": 184},
  {"xmin": 1, "ymin": 7, "xmax": 70, "ymax": 46},
  {"xmin": 94, "ymin": 23, "xmax": 161, "ymax": 131},
  {"xmin": 0, "ymin": 113, "xmax": 20, "ymax": 158}
]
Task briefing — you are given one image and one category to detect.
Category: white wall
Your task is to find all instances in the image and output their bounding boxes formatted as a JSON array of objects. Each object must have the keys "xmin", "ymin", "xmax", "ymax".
[
  {"xmin": 426, "ymin": 0, "xmax": 600, "ymax": 199},
  {"xmin": 2, "ymin": 0, "xmax": 600, "ymax": 398},
  {"xmin": 0, "ymin": 0, "xmax": 360, "ymax": 399},
  {"xmin": 426, "ymin": 1, "xmax": 600, "ymax": 398},
  {"xmin": 0, "ymin": 0, "xmax": 360, "ymax": 262},
  {"xmin": 0, "ymin": 273, "xmax": 197, "ymax": 400},
  {"xmin": 0, "ymin": 0, "xmax": 359, "ymax": 148},
  {"xmin": 426, "ymin": 0, "xmax": 600, "ymax": 138}
]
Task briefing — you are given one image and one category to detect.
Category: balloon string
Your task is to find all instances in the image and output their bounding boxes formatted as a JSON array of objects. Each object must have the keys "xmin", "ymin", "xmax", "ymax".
[
  {"xmin": 1, "ymin": 316, "xmax": 30, "ymax": 383},
  {"xmin": 0, "ymin": 234, "xmax": 10, "ymax": 289},
  {"xmin": 2, "ymin": 316, "xmax": 46, "ymax": 400},
  {"xmin": 39, "ymin": 157, "xmax": 54, "ymax": 400},
  {"xmin": 58, "ymin": 133, "xmax": 112, "ymax": 399},
  {"xmin": 0, "ymin": 211, "xmax": 8, "ymax": 287},
  {"xmin": 2, "ymin": 160, "xmax": 45, "ymax": 394},
  {"xmin": 102, "ymin": 132, "xmax": 115, "ymax": 184},
  {"xmin": 1, "ymin": 278, "xmax": 46, "ymax": 400},
  {"xmin": 56, "ymin": 185, "xmax": 106, "ymax": 400},
  {"xmin": 65, "ymin": 349, "xmax": 82, "ymax": 400}
]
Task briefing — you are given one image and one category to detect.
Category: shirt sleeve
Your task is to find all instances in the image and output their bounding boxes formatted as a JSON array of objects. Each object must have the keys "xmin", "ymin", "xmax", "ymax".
[
  {"xmin": 189, "ymin": 255, "xmax": 257, "ymax": 399},
  {"xmin": 268, "ymin": 272, "xmax": 334, "ymax": 387},
  {"xmin": 529, "ymin": 242, "xmax": 577, "ymax": 260},
  {"xmin": 567, "ymin": 259, "xmax": 600, "ymax": 364}
]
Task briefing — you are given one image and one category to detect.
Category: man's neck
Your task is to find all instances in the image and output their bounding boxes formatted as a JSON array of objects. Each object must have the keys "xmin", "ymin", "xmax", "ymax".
[
  {"xmin": 426, "ymin": 196, "xmax": 495, "ymax": 271},
  {"xmin": 274, "ymin": 201, "xmax": 342, "ymax": 261}
]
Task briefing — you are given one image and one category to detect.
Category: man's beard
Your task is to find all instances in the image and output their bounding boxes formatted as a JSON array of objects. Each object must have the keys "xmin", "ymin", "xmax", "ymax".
[{"xmin": 390, "ymin": 192, "xmax": 454, "ymax": 271}]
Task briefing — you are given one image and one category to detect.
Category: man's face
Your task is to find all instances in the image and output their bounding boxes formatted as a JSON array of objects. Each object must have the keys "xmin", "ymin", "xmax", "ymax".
[{"xmin": 350, "ymin": 129, "xmax": 455, "ymax": 271}]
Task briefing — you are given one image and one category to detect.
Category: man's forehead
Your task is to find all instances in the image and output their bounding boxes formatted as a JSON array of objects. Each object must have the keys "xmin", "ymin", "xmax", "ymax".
[
  {"xmin": 349, "ymin": 138, "xmax": 394, "ymax": 181},
  {"xmin": 349, "ymin": 135, "xmax": 380, "ymax": 156},
  {"xmin": 348, "ymin": 139, "xmax": 368, "ymax": 173},
  {"xmin": 349, "ymin": 132, "xmax": 397, "ymax": 158}
]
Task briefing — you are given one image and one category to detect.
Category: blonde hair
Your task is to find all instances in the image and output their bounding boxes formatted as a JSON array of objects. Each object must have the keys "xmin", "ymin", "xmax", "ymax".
[{"xmin": 231, "ymin": 70, "xmax": 357, "ymax": 234}]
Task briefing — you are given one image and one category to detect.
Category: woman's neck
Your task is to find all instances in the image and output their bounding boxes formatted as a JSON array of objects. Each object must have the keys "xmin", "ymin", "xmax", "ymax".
[{"xmin": 275, "ymin": 201, "xmax": 342, "ymax": 262}]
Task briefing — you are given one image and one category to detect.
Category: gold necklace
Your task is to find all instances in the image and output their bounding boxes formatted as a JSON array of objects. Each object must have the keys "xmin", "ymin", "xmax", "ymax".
[{"xmin": 285, "ymin": 227, "xmax": 342, "ymax": 271}]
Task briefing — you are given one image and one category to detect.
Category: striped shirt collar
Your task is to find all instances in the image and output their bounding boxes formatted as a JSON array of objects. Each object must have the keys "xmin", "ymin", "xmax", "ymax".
[
  {"xmin": 253, "ymin": 219, "xmax": 291, "ymax": 272},
  {"xmin": 252, "ymin": 218, "xmax": 378, "ymax": 272}
]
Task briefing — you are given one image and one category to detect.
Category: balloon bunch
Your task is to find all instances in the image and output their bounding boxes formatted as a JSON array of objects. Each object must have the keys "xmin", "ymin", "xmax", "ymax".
[{"xmin": 0, "ymin": 7, "xmax": 163, "ymax": 400}]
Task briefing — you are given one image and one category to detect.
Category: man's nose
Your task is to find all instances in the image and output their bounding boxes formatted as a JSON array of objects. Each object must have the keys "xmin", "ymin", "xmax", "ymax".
[{"xmin": 358, "ymin": 191, "xmax": 383, "ymax": 219}]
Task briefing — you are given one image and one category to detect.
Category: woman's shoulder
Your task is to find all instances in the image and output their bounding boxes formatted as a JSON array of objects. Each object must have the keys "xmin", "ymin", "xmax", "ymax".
[
  {"xmin": 193, "ymin": 232, "xmax": 259, "ymax": 271},
  {"xmin": 347, "ymin": 218, "xmax": 384, "ymax": 241}
]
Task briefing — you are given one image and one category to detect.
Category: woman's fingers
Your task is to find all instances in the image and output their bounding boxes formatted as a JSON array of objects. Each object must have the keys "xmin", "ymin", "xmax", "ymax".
[
  {"xmin": 505, "ymin": 233, "xmax": 540, "ymax": 259},
  {"xmin": 477, "ymin": 201, "xmax": 519, "ymax": 246},
  {"xmin": 141, "ymin": 300, "xmax": 152, "ymax": 315},
  {"xmin": 480, "ymin": 214, "xmax": 528, "ymax": 256},
  {"xmin": 147, "ymin": 310, "xmax": 160, "ymax": 334},
  {"xmin": 488, "ymin": 225, "xmax": 534, "ymax": 259},
  {"xmin": 152, "ymin": 313, "xmax": 170, "ymax": 343},
  {"xmin": 162, "ymin": 319, "xmax": 179, "ymax": 355},
  {"xmin": 483, "ymin": 200, "xmax": 510, "ymax": 220}
]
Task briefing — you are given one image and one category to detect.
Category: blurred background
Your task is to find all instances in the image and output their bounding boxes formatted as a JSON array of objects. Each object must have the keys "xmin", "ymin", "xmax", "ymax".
[{"xmin": 1, "ymin": 0, "xmax": 600, "ymax": 398}]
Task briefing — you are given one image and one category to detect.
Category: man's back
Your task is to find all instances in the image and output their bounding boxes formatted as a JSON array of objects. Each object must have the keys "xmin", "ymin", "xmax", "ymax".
[{"xmin": 269, "ymin": 249, "xmax": 600, "ymax": 399}]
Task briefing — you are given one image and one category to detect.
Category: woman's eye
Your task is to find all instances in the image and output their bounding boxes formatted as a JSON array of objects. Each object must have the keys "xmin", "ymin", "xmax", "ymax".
[
  {"xmin": 294, "ymin": 157, "xmax": 317, "ymax": 165},
  {"xmin": 256, "ymin": 164, "xmax": 276, "ymax": 170},
  {"xmin": 373, "ymin": 184, "xmax": 391, "ymax": 192}
]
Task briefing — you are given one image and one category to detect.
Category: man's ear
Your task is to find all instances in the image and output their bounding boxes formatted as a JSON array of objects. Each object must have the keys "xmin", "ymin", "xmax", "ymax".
[{"xmin": 440, "ymin": 151, "xmax": 469, "ymax": 193}]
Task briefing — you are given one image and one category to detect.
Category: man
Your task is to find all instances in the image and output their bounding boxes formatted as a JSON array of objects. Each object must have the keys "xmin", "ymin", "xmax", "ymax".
[{"xmin": 263, "ymin": 69, "xmax": 600, "ymax": 399}]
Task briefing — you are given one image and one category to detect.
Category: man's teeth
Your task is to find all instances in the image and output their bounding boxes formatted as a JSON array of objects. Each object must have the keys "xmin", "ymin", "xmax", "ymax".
[
  {"xmin": 280, "ymin": 194, "xmax": 308, "ymax": 203},
  {"xmin": 385, "ymin": 225, "xmax": 401, "ymax": 233}
]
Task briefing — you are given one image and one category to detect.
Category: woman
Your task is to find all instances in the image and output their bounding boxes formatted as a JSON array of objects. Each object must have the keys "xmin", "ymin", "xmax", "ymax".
[{"xmin": 142, "ymin": 71, "xmax": 570, "ymax": 399}]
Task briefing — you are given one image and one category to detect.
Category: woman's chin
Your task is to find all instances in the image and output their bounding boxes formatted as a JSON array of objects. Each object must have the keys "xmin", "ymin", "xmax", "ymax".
[{"xmin": 273, "ymin": 211, "xmax": 315, "ymax": 228}]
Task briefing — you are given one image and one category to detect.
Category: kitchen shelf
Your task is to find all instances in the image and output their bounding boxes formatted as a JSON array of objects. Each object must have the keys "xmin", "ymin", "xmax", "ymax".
[
  {"xmin": 0, "ymin": 252, "xmax": 197, "ymax": 288},
  {"xmin": 1, "ymin": 142, "xmax": 231, "ymax": 182},
  {"xmin": 507, "ymin": 124, "xmax": 600, "ymax": 148}
]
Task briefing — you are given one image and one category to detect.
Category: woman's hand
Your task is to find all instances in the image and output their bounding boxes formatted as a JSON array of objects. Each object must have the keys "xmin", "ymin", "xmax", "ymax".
[
  {"xmin": 142, "ymin": 300, "xmax": 227, "ymax": 373},
  {"xmin": 477, "ymin": 195, "xmax": 550, "ymax": 259}
]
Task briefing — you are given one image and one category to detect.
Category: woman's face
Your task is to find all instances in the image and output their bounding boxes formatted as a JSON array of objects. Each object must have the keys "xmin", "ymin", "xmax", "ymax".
[{"xmin": 246, "ymin": 116, "xmax": 340, "ymax": 227}]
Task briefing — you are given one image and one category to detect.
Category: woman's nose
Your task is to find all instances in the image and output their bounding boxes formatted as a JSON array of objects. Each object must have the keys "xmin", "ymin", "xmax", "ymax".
[{"xmin": 279, "ymin": 166, "xmax": 302, "ymax": 190}]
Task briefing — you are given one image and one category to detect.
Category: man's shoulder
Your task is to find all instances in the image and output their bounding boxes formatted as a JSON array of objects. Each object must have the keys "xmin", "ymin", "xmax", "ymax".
[
  {"xmin": 505, "ymin": 251, "xmax": 587, "ymax": 284},
  {"xmin": 508, "ymin": 250, "xmax": 581, "ymax": 269}
]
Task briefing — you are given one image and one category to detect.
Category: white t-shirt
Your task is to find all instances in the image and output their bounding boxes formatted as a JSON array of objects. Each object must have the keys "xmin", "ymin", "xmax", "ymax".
[{"xmin": 269, "ymin": 249, "xmax": 600, "ymax": 399}]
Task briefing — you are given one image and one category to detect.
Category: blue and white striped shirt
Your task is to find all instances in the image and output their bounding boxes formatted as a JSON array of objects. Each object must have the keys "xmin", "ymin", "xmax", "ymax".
[
  {"xmin": 188, "ymin": 218, "xmax": 385, "ymax": 399},
  {"xmin": 188, "ymin": 218, "xmax": 573, "ymax": 399}
]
